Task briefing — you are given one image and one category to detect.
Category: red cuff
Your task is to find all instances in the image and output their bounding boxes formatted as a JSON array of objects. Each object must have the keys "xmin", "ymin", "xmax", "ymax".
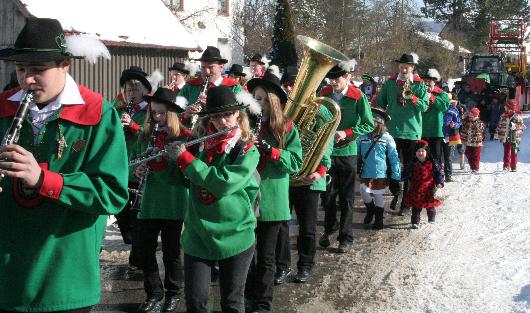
[
  {"xmin": 411, "ymin": 96, "xmax": 419, "ymax": 105},
  {"xmin": 178, "ymin": 114, "xmax": 188, "ymax": 123},
  {"xmin": 176, "ymin": 150, "xmax": 195, "ymax": 172},
  {"xmin": 270, "ymin": 147, "xmax": 281, "ymax": 161},
  {"xmin": 148, "ymin": 157, "xmax": 169, "ymax": 171},
  {"xmin": 38, "ymin": 169, "xmax": 64, "ymax": 200},
  {"xmin": 316, "ymin": 165, "xmax": 327, "ymax": 177},
  {"xmin": 344, "ymin": 129, "xmax": 355, "ymax": 138},
  {"xmin": 129, "ymin": 121, "xmax": 141, "ymax": 133}
]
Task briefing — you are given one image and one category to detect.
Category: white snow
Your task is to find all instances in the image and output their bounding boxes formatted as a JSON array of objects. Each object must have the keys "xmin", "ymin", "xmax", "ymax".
[
  {"xmin": 19, "ymin": 0, "xmax": 200, "ymax": 50},
  {"xmin": 417, "ymin": 31, "xmax": 472, "ymax": 54}
]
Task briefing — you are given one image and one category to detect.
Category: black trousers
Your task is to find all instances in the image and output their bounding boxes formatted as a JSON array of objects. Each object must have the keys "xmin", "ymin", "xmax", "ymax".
[
  {"xmin": 136, "ymin": 219, "xmax": 184, "ymax": 298},
  {"xmin": 0, "ymin": 308, "xmax": 92, "ymax": 313},
  {"xmin": 323, "ymin": 155, "xmax": 356, "ymax": 243},
  {"xmin": 394, "ymin": 139, "xmax": 417, "ymax": 209},
  {"xmin": 275, "ymin": 220, "xmax": 290, "ymax": 273},
  {"xmin": 422, "ymin": 137, "xmax": 443, "ymax": 165},
  {"xmin": 246, "ymin": 221, "xmax": 282, "ymax": 312},
  {"xmin": 441, "ymin": 141, "xmax": 452, "ymax": 178},
  {"xmin": 185, "ymin": 246, "xmax": 254, "ymax": 313},
  {"xmin": 290, "ymin": 186, "xmax": 320, "ymax": 271}
]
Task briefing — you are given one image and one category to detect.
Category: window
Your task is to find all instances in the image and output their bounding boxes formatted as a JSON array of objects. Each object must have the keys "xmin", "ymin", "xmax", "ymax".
[
  {"xmin": 171, "ymin": 0, "xmax": 183, "ymax": 11},
  {"xmin": 218, "ymin": 0, "xmax": 229, "ymax": 16}
]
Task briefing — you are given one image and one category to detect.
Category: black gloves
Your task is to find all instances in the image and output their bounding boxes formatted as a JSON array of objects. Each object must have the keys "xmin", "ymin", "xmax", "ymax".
[
  {"xmin": 256, "ymin": 139, "xmax": 272, "ymax": 155},
  {"xmin": 389, "ymin": 179, "xmax": 401, "ymax": 195}
]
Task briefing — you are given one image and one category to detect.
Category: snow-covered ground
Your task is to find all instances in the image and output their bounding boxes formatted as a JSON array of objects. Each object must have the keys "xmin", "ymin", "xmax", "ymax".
[{"xmin": 290, "ymin": 114, "xmax": 530, "ymax": 313}]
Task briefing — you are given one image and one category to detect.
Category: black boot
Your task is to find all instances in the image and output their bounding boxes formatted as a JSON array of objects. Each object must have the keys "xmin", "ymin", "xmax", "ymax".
[
  {"xmin": 372, "ymin": 206, "xmax": 384, "ymax": 230},
  {"xmin": 427, "ymin": 208, "xmax": 436, "ymax": 223},
  {"xmin": 363, "ymin": 201, "xmax": 376, "ymax": 228}
]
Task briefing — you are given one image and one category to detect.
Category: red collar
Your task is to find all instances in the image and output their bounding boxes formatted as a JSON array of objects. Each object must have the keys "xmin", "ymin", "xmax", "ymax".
[
  {"xmin": 187, "ymin": 76, "xmax": 240, "ymax": 88},
  {"xmin": 0, "ymin": 85, "xmax": 102, "ymax": 125},
  {"xmin": 388, "ymin": 74, "xmax": 424, "ymax": 83},
  {"xmin": 320, "ymin": 85, "xmax": 361, "ymax": 100},
  {"xmin": 432, "ymin": 86, "xmax": 443, "ymax": 94}
]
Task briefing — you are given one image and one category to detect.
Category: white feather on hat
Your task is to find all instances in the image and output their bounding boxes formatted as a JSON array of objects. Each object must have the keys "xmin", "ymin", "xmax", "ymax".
[
  {"xmin": 147, "ymin": 69, "xmax": 164, "ymax": 91},
  {"xmin": 243, "ymin": 66, "xmax": 253, "ymax": 78},
  {"xmin": 427, "ymin": 68, "xmax": 441, "ymax": 81},
  {"xmin": 235, "ymin": 91, "xmax": 261, "ymax": 116},
  {"xmin": 339, "ymin": 59, "xmax": 357, "ymax": 72},
  {"xmin": 184, "ymin": 61, "xmax": 199, "ymax": 77},
  {"xmin": 261, "ymin": 55, "xmax": 271, "ymax": 69},
  {"xmin": 176, "ymin": 96, "xmax": 189, "ymax": 111},
  {"xmin": 65, "ymin": 34, "xmax": 110, "ymax": 64},
  {"xmin": 410, "ymin": 52, "xmax": 419, "ymax": 64},
  {"xmin": 268, "ymin": 65, "xmax": 281, "ymax": 79}
]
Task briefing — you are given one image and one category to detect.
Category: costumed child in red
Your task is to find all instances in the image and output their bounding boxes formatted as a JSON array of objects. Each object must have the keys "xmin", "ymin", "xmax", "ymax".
[
  {"xmin": 460, "ymin": 108, "xmax": 485, "ymax": 172},
  {"xmin": 402, "ymin": 140, "xmax": 445, "ymax": 228},
  {"xmin": 495, "ymin": 99, "xmax": 526, "ymax": 172}
]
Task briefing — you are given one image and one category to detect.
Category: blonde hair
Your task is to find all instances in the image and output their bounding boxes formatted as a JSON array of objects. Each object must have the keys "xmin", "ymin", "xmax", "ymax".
[
  {"xmin": 140, "ymin": 103, "xmax": 182, "ymax": 144},
  {"xmin": 254, "ymin": 86, "xmax": 288, "ymax": 149},
  {"xmin": 372, "ymin": 121, "xmax": 386, "ymax": 136},
  {"xmin": 193, "ymin": 110, "xmax": 254, "ymax": 144}
]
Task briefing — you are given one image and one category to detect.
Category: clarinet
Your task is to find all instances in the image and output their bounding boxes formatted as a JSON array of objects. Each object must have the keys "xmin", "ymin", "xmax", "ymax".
[
  {"xmin": 191, "ymin": 77, "xmax": 209, "ymax": 130},
  {"xmin": 129, "ymin": 123, "xmax": 159, "ymax": 212},
  {"xmin": 0, "ymin": 91, "xmax": 34, "ymax": 187}
]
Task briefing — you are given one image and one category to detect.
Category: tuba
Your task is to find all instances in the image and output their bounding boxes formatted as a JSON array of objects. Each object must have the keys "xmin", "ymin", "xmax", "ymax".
[{"xmin": 284, "ymin": 36, "xmax": 348, "ymax": 186}]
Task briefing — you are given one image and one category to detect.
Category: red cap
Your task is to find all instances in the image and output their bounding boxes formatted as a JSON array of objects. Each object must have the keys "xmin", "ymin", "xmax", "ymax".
[
  {"xmin": 470, "ymin": 108, "xmax": 480, "ymax": 117},
  {"xmin": 505, "ymin": 99, "xmax": 519, "ymax": 111}
]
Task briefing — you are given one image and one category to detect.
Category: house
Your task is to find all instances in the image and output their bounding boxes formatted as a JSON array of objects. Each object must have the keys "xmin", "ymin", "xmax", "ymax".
[
  {"xmin": 0, "ymin": 0, "xmax": 201, "ymax": 99},
  {"xmin": 162, "ymin": 0, "xmax": 245, "ymax": 65}
]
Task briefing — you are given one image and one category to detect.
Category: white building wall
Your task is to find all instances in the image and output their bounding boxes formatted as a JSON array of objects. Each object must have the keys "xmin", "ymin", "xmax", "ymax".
[{"xmin": 163, "ymin": 0, "xmax": 245, "ymax": 65}]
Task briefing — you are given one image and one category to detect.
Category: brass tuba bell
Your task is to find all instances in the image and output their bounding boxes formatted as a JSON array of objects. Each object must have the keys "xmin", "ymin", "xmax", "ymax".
[{"xmin": 284, "ymin": 36, "xmax": 348, "ymax": 186}]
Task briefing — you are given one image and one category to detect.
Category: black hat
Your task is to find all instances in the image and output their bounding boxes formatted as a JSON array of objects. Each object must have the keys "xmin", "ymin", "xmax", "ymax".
[
  {"xmin": 326, "ymin": 65, "xmax": 347, "ymax": 79},
  {"xmin": 143, "ymin": 87, "xmax": 184, "ymax": 113},
  {"xmin": 247, "ymin": 69, "xmax": 288, "ymax": 104},
  {"xmin": 228, "ymin": 64, "xmax": 246, "ymax": 77},
  {"xmin": 371, "ymin": 107, "xmax": 390, "ymax": 123},
  {"xmin": 195, "ymin": 46, "xmax": 228, "ymax": 64},
  {"xmin": 394, "ymin": 53, "xmax": 418, "ymax": 65},
  {"xmin": 120, "ymin": 66, "xmax": 152, "ymax": 93},
  {"xmin": 249, "ymin": 53, "xmax": 266, "ymax": 65},
  {"xmin": 361, "ymin": 73, "xmax": 375, "ymax": 82},
  {"xmin": 281, "ymin": 66, "xmax": 298, "ymax": 85},
  {"xmin": 199, "ymin": 86, "xmax": 247, "ymax": 116},
  {"xmin": 168, "ymin": 62, "xmax": 190, "ymax": 74},
  {"xmin": 0, "ymin": 18, "xmax": 83, "ymax": 62}
]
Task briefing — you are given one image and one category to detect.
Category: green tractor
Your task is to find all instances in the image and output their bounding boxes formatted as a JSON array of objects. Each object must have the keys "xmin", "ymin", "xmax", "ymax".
[{"xmin": 462, "ymin": 54, "xmax": 514, "ymax": 97}]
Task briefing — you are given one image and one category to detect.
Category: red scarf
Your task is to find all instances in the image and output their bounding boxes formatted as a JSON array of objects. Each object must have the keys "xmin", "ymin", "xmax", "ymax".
[{"xmin": 204, "ymin": 124, "xmax": 239, "ymax": 162}]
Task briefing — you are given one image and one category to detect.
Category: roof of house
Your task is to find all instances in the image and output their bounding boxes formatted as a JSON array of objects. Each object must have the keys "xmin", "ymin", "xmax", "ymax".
[
  {"xmin": 416, "ymin": 31, "xmax": 472, "ymax": 54},
  {"xmin": 17, "ymin": 0, "xmax": 201, "ymax": 51}
]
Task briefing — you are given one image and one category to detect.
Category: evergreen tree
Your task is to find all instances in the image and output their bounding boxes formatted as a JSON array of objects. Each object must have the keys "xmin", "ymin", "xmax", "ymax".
[{"xmin": 270, "ymin": 0, "xmax": 298, "ymax": 68}]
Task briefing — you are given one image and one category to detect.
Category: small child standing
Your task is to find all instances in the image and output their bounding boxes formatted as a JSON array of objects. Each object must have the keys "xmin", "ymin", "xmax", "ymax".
[
  {"xmin": 460, "ymin": 108, "xmax": 485, "ymax": 172},
  {"xmin": 495, "ymin": 99, "xmax": 526, "ymax": 172},
  {"xmin": 357, "ymin": 108, "xmax": 401, "ymax": 230},
  {"xmin": 402, "ymin": 140, "xmax": 445, "ymax": 228}
]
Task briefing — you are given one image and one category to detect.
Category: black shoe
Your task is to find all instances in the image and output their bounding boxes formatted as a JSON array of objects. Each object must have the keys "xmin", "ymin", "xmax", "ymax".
[
  {"xmin": 137, "ymin": 296, "xmax": 163, "ymax": 312},
  {"xmin": 318, "ymin": 234, "xmax": 331, "ymax": 248},
  {"xmin": 372, "ymin": 206, "xmax": 384, "ymax": 230},
  {"xmin": 445, "ymin": 176, "xmax": 453, "ymax": 182},
  {"xmin": 337, "ymin": 242, "xmax": 352, "ymax": 253},
  {"xmin": 293, "ymin": 268, "xmax": 311, "ymax": 283},
  {"xmin": 162, "ymin": 295, "xmax": 180, "ymax": 312},
  {"xmin": 274, "ymin": 268, "xmax": 292, "ymax": 285}
]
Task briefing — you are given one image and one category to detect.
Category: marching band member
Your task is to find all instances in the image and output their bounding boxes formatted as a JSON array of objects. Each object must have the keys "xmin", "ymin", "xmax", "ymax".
[
  {"xmin": 376, "ymin": 53, "xmax": 429, "ymax": 214},
  {"xmin": 318, "ymin": 61, "xmax": 374, "ymax": 253},
  {"xmin": 245, "ymin": 71, "xmax": 303, "ymax": 311},
  {"xmin": 167, "ymin": 62, "xmax": 192, "ymax": 94},
  {"xmin": 114, "ymin": 65, "xmax": 153, "ymax": 272},
  {"xmin": 420, "ymin": 68, "xmax": 451, "ymax": 181},
  {"xmin": 249, "ymin": 53, "xmax": 269, "ymax": 78},
  {"xmin": 131, "ymin": 88, "xmax": 190, "ymax": 312},
  {"xmin": 167, "ymin": 86, "xmax": 260, "ymax": 313},
  {"xmin": 227, "ymin": 63, "xmax": 248, "ymax": 84},
  {"xmin": 179, "ymin": 46, "xmax": 243, "ymax": 127},
  {"xmin": 0, "ymin": 17, "xmax": 128, "ymax": 312}
]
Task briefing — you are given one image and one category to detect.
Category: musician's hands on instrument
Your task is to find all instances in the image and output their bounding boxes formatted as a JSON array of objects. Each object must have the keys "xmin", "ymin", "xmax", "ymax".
[
  {"xmin": 256, "ymin": 139, "xmax": 272, "ymax": 155},
  {"xmin": 300, "ymin": 172, "xmax": 322, "ymax": 185},
  {"xmin": 134, "ymin": 164, "xmax": 146, "ymax": 179},
  {"xmin": 166, "ymin": 142, "xmax": 187, "ymax": 161},
  {"xmin": 121, "ymin": 113, "xmax": 132, "ymax": 127},
  {"xmin": 334, "ymin": 130, "xmax": 347, "ymax": 143},
  {"xmin": 183, "ymin": 104, "xmax": 202, "ymax": 119},
  {"xmin": 0, "ymin": 144, "xmax": 43, "ymax": 192}
]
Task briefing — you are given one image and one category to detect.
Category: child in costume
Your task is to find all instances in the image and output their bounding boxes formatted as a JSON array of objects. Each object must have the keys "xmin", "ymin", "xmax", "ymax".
[{"xmin": 495, "ymin": 99, "xmax": 526, "ymax": 172}]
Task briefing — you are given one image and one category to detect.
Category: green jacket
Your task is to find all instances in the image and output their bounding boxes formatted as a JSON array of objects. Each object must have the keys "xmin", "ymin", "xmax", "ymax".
[
  {"xmin": 376, "ymin": 75, "xmax": 429, "ymax": 140},
  {"xmin": 0, "ymin": 86, "xmax": 128, "ymax": 311},
  {"xmin": 320, "ymin": 85, "xmax": 374, "ymax": 156},
  {"xmin": 130, "ymin": 130, "xmax": 191, "ymax": 220},
  {"xmin": 176, "ymin": 142, "xmax": 259, "ymax": 260},
  {"xmin": 421, "ymin": 87, "xmax": 451, "ymax": 138},
  {"xmin": 112, "ymin": 93, "xmax": 148, "ymax": 157},
  {"xmin": 257, "ymin": 122, "xmax": 303, "ymax": 221},
  {"xmin": 179, "ymin": 77, "xmax": 243, "ymax": 105}
]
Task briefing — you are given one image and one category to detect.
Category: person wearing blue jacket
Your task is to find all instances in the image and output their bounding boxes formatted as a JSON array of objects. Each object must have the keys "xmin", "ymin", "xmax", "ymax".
[
  {"xmin": 357, "ymin": 108, "xmax": 401, "ymax": 230},
  {"xmin": 442, "ymin": 98, "xmax": 462, "ymax": 177}
]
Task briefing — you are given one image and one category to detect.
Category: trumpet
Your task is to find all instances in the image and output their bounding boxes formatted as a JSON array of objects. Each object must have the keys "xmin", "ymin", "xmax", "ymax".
[
  {"xmin": 0, "ymin": 91, "xmax": 34, "ymax": 187},
  {"xmin": 129, "ymin": 125, "xmax": 239, "ymax": 167},
  {"xmin": 191, "ymin": 77, "xmax": 209, "ymax": 129}
]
